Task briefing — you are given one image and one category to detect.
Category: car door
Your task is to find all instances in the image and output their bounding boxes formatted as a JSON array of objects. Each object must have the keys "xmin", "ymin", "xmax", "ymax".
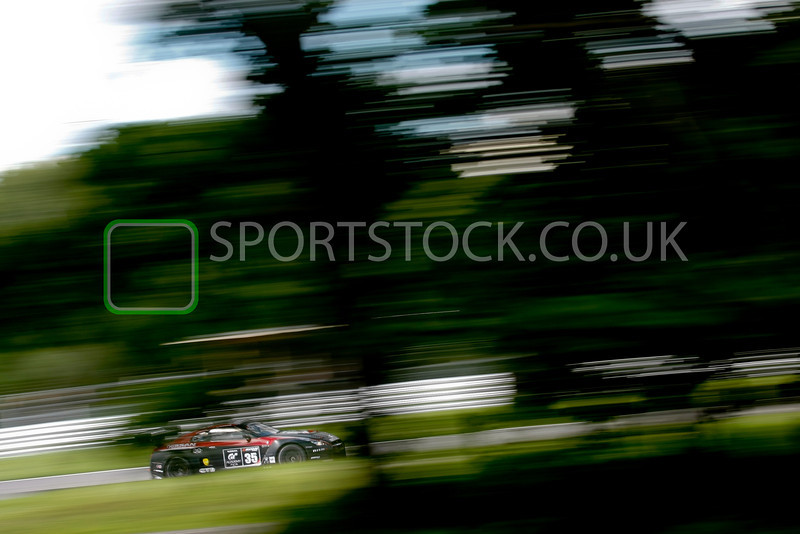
[
  {"xmin": 198, "ymin": 427, "xmax": 262, "ymax": 470},
  {"xmin": 187, "ymin": 430, "xmax": 222, "ymax": 472}
]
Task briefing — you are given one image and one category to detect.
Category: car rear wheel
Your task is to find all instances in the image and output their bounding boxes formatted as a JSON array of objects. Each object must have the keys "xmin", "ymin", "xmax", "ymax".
[
  {"xmin": 277, "ymin": 444, "xmax": 306, "ymax": 464},
  {"xmin": 165, "ymin": 457, "xmax": 190, "ymax": 477}
]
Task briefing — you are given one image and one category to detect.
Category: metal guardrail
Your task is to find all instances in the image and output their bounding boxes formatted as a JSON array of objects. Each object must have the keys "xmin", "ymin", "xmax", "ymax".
[
  {"xmin": 0, "ymin": 415, "xmax": 132, "ymax": 458},
  {"xmin": 221, "ymin": 372, "xmax": 516, "ymax": 427},
  {"xmin": 0, "ymin": 373, "xmax": 516, "ymax": 458}
]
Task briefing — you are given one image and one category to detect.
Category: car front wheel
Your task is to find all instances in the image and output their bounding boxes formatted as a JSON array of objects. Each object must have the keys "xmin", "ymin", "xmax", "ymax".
[{"xmin": 277, "ymin": 444, "xmax": 306, "ymax": 464}]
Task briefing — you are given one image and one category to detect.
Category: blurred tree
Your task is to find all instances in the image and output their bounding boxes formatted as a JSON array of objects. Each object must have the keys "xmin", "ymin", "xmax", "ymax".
[{"xmin": 1, "ymin": 0, "xmax": 800, "ymax": 420}]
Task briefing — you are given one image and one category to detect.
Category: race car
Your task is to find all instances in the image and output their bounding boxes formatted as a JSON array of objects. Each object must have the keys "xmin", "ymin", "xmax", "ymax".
[{"xmin": 150, "ymin": 421, "xmax": 346, "ymax": 478}]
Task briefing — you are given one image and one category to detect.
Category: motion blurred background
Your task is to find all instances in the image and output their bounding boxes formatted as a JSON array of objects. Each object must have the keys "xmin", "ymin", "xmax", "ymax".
[{"xmin": 2, "ymin": 0, "xmax": 800, "ymax": 532}]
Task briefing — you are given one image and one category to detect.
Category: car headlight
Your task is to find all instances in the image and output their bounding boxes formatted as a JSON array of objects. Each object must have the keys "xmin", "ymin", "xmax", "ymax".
[{"xmin": 310, "ymin": 440, "xmax": 329, "ymax": 447}]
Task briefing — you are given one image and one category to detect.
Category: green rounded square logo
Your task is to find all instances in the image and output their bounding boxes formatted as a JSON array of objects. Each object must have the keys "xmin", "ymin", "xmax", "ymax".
[{"xmin": 104, "ymin": 219, "xmax": 198, "ymax": 314}]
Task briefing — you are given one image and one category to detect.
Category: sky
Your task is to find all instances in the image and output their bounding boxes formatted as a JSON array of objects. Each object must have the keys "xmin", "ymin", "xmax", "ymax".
[
  {"xmin": 1, "ymin": 0, "xmax": 791, "ymax": 175},
  {"xmin": 0, "ymin": 0, "xmax": 256, "ymax": 174},
  {"xmin": 0, "ymin": 0, "xmax": 436, "ymax": 175},
  {"xmin": 0, "ymin": 0, "xmax": 438, "ymax": 176}
]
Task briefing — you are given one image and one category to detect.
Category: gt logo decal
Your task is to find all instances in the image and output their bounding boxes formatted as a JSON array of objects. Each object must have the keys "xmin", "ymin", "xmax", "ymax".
[{"xmin": 223, "ymin": 449, "xmax": 242, "ymax": 467}]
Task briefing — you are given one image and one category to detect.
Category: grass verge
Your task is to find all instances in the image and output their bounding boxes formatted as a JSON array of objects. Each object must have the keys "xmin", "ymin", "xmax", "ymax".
[{"xmin": 0, "ymin": 459, "xmax": 369, "ymax": 534}]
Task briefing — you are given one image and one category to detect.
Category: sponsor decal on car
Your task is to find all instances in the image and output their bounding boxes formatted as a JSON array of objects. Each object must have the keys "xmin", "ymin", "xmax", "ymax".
[
  {"xmin": 223, "ymin": 446, "xmax": 261, "ymax": 468},
  {"xmin": 199, "ymin": 467, "xmax": 216, "ymax": 473},
  {"xmin": 167, "ymin": 443, "xmax": 196, "ymax": 449}
]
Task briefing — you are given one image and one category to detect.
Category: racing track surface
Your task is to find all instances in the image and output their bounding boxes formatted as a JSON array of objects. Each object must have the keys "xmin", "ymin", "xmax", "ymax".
[
  {"xmin": 0, "ymin": 421, "xmax": 595, "ymax": 500},
  {"xmin": 0, "ymin": 467, "xmax": 151, "ymax": 499}
]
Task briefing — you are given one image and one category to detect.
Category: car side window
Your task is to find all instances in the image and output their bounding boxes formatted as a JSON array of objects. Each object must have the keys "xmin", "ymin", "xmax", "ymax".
[
  {"xmin": 207, "ymin": 429, "xmax": 246, "ymax": 441},
  {"xmin": 190, "ymin": 431, "xmax": 209, "ymax": 443}
]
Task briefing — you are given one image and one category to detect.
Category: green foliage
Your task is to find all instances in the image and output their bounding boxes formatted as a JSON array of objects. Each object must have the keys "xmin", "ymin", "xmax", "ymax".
[{"xmin": 2, "ymin": 1, "xmax": 800, "ymax": 420}]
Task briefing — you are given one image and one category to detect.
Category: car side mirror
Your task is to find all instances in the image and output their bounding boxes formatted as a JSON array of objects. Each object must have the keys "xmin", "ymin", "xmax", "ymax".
[{"xmin": 245, "ymin": 435, "xmax": 251, "ymax": 442}]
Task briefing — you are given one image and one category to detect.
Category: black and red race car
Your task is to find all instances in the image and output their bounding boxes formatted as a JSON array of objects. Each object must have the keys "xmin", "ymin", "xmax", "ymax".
[{"xmin": 150, "ymin": 421, "xmax": 346, "ymax": 478}]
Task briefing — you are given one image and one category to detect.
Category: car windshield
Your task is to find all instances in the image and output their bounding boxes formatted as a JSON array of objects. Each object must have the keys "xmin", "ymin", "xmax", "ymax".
[{"xmin": 244, "ymin": 422, "xmax": 279, "ymax": 436}]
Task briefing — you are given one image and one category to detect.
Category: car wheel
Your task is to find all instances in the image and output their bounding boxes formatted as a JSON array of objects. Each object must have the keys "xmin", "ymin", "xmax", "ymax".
[
  {"xmin": 165, "ymin": 457, "xmax": 190, "ymax": 477},
  {"xmin": 277, "ymin": 444, "xmax": 306, "ymax": 464}
]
